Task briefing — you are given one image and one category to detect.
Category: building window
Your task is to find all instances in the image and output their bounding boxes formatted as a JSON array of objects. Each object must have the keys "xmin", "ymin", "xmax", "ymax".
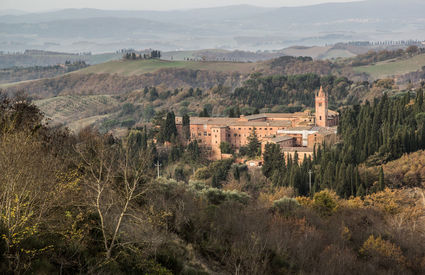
[
  {"xmin": 249, "ymin": 128, "xmax": 251, "ymax": 130},
  {"xmin": 204, "ymin": 132, "xmax": 207, "ymax": 136},
  {"xmin": 265, "ymin": 128, "xmax": 267, "ymax": 130},
  {"xmin": 320, "ymin": 116, "xmax": 322, "ymax": 121},
  {"xmin": 198, "ymin": 133, "xmax": 201, "ymax": 136},
  {"xmin": 319, "ymin": 103, "xmax": 322, "ymax": 107},
  {"xmin": 208, "ymin": 133, "xmax": 211, "ymax": 136},
  {"xmin": 238, "ymin": 128, "xmax": 241, "ymax": 130}
]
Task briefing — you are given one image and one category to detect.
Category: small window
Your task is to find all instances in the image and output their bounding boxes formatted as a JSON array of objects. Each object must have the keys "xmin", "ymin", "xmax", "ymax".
[
  {"xmin": 265, "ymin": 128, "xmax": 267, "ymax": 130},
  {"xmin": 238, "ymin": 128, "xmax": 241, "ymax": 130},
  {"xmin": 198, "ymin": 133, "xmax": 201, "ymax": 136},
  {"xmin": 204, "ymin": 132, "xmax": 207, "ymax": 136},
  {"xmin": 249, "ymin": 128, "xmax": 251, "ymax": 130},
  {"xmin": 319, "ymin": 103, "xmax": 322, "ymax": 107},
  {"xmin": 208, "ymin": 133, "xmax": 211, "ymax": 136},
  {"xmin": 320, "ymin": 116, "xmax": 322, "ymax": 121}
]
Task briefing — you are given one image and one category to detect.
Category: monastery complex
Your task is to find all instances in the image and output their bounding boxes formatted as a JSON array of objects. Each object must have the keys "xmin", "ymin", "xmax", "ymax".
[{"xmin": 176, "ymin": 87, "xmax": 339, "ymax": 162}]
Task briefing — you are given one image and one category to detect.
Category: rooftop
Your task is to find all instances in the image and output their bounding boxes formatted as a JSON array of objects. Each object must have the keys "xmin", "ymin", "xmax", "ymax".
[
  {"xmin": 177, "ymin": 116, "xmax": 292, "ymax": 127},
  {"xmin": 280, "ymin": 147, "xmax": 314, "ymax": 153},
  {"xmin": 270, "ymin": 135, "xmax": 294, "ymax": 143}
]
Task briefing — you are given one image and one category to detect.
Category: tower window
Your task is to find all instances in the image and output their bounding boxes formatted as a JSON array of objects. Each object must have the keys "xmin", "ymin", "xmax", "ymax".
[
  {"xmin": 320, "ymin": 116, "xmax": 322, "ymax": 121},
  {"xmin": 319, "ymin": 103, "xmax": 322, "ymax": 107}
]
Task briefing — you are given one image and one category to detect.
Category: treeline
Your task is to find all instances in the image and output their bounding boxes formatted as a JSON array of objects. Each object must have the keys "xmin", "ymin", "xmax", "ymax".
[
  {"xmin": 233, "ymin": 73, "xmax": 353, "ymax": 109},
  {"xmin": 123, "ymin": 50, "xmax": 161, "ymax": 60},
  {"xmin": 262, "ymin": 89, "xmax": 425, "ymax": 198},
  {"xmin": 0, "ymin": 61, "xmax": 88, "ymax": 84}
]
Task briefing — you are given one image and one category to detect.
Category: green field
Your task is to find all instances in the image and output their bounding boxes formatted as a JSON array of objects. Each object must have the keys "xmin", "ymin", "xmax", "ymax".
[
  {"xmin": 74, "ymin": 59, "xmax": 259, "ymax": 76},
  {"xmin": 354, "ymin": 54, "xmax": 425, "ymax": 79}
]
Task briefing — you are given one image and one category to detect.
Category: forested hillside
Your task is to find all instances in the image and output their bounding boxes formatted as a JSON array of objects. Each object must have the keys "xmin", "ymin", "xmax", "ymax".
[
  {"xmin": 0, "ymin": 61, "xmax": 88, "ymax": 84},
  {"xmin": 1, "ymin": 91, "xmax": 424, "ymax": 274}
]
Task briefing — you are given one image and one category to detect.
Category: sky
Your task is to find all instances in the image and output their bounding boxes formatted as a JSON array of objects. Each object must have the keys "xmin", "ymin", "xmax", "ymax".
[{"xmin": 1, "ymin": 0, "xmax": 363, "ymax": 12}]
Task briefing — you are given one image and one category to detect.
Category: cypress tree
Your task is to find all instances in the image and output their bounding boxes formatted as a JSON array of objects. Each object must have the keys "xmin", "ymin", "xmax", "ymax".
[
  {"xmin": 247, "ymin": 128, "xmax": 261, "ymax": 158},
  {"xmin": 182, "ymin": 114, "xmax": 190, "ymax": 141}
]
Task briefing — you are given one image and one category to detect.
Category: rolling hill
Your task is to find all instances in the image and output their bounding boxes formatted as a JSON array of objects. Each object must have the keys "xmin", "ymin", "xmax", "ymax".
[
  {"xmin": 76, "ymin": 59, "xmax": 260, "ymax": 76},
  {"xmin": 353, "ymin": 53, "xmax": 425, "ymax": 79},
  {"xmin": 1, "ymin": 0, "xmax": 424, "ymax": 52}
]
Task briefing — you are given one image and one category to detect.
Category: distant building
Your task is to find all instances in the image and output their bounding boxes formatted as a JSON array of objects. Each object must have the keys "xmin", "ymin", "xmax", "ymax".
[{"xmin": 176, "ymin": 86, "xmax": 338, "ymax": 161}]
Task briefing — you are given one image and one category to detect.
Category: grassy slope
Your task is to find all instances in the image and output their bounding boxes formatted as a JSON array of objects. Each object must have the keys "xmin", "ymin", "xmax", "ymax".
[
  {"xmin": 353, "ymin": 54, "xmax": 425, "ymax": 79},
  {"xmin": 75, "ymin": 59, "xmax": 259, "ymax": 76}
]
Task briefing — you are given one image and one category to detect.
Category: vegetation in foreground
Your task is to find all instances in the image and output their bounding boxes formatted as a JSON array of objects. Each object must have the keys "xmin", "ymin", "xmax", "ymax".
[{"xmin": 1, "ymin": 92, "xmax": 425, "ymax": 274}]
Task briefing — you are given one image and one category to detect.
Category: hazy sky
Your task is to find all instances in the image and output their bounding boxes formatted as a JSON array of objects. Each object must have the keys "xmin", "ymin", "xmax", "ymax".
[{"xmin": 2, "ymin": 0, "xmax": 363, "ymax": 12}]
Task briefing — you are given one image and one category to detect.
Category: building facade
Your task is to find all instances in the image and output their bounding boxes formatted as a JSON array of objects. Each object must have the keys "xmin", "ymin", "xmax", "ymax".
[{"xmin": 176, "ymin": 87, "xmax": 338, "ymax": 161}]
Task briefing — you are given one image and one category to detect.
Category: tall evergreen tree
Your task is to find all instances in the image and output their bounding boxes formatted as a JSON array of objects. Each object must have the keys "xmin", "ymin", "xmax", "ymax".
[
  {"xmin": 182, "ymin": 114, "xmax": 190, "ymax": 141},
  {"xmin": 247, "ymin": 128, "xmax": 261, "ymax": 158}
]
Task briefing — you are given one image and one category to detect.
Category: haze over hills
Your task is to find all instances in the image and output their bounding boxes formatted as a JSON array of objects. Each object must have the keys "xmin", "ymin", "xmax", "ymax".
[{"xmin": 1, "ymin": 0, "xmax": 424, "ymax": 53}]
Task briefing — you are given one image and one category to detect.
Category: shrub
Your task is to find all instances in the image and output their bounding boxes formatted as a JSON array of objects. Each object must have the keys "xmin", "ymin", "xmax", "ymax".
[
  {"xmin": 313, "ymin": 190, "xmax": 338, "ymax": 216},
  {"xmin": 193, "ymin": 167, "xmax": 211, "ymax": 180},
  {"xmin": 360, "ymin": 235, "xmax": 406, "ymax": 267},
  {"xmin": 272, "ymin": 197, "xmax": 300, "ymax": 214},
  {"xmin": 201, "ymin": 188, "xmax": 250, "ymax": 205}
]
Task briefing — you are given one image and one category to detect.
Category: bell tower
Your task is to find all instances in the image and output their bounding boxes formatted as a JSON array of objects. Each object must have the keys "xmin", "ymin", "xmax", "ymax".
[{"xmin": 315, "ymin": 86, "xmax": 328, "ymax": 127}]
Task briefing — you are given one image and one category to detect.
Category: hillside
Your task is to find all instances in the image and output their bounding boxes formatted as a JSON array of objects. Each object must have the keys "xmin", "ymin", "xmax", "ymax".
[
  {"xmin": 76, "ymin": 59, "xmax": 260, "ymax": 76},
  {"xmin": 2, "ymin": 91, "xmax": 425, "ymax": 274},
  {"xmin": 354, "ymin": 53, "xmax": 425, "ymax": 79},
  {"xmin": 0, "ymin": 51, "xmax": 121, "ymax": 69}
]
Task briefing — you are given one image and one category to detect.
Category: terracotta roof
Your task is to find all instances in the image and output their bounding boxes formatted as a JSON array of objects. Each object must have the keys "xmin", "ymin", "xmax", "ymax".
[
  {"xmin": 178, "ymin": 116, "xmax": 292, "ymax": 127},
  {"xmin": 243, "ymin": 112, "xmax": 311, "ymax": 121},
  {"xmin": 271, "ymin": 135, "xmax": 294, "ymax": 143},
  {"xmin": 281, "ymin": 147, "xmax": 314, "ymax": 153}
]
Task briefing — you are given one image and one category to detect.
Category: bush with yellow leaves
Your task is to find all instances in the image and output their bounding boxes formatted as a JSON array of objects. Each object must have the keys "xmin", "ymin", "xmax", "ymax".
[{"xmin": 360, "ymin": 235, "xmax": 406, "ymax": 267}]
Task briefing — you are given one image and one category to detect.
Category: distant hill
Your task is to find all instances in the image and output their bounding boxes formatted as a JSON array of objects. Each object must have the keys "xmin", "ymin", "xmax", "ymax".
[
  {"xmin": 0, "ymin": 51, "xmax": 121, "ymax": 69},
  {"xmin": 353, "ymin": 53, "xmax": 425, "ymax": 80},
  {"xmin": 0, "ymin": 0, "xmax": 424, "ymax": 52},
  {"xmin": 75, "ymin": 59, "xmax": 260, "ymax": 76}
]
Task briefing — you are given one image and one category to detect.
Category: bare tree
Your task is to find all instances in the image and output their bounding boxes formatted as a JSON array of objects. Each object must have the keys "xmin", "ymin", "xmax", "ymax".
[{"xmin": 76, "ymin": 130, "xmax": 153, "ymax": 261}]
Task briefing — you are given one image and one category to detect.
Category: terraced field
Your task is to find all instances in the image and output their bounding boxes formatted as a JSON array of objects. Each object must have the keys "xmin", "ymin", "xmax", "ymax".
[
  {"xmin": 75, "ymin": 59, "xmax": 259, "ymax": 76},
  {"xmin": 353, "ymin": 54, "xmax": 425, "ymax": 79},
  {"xmin": 35, "ymin": 95, "xmax": 120, "ymax": 132}
]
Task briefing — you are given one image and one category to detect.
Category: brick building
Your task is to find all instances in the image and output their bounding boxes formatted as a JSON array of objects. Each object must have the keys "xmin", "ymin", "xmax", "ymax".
[{"xmin": 176, "ymin": 87, "xmax": 338, "ymax": 161}]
